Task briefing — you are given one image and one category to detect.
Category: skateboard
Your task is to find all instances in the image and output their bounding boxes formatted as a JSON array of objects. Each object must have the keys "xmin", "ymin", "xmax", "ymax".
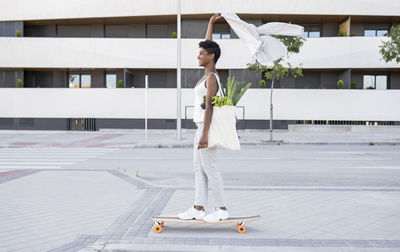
[{"xmin": 151, "ymin": 215, "xmax": 260, "ymax": 234}]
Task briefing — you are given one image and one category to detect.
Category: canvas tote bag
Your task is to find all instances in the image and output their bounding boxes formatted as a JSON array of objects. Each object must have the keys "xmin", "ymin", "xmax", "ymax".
[{"xmin": 207, "ymin": 74, "xmax": 241, "ymax": 150}]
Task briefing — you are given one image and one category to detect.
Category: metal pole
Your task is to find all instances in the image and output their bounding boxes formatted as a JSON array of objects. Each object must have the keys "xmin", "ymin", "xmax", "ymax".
[
  {"xmin": 269, "ymin": 79, "xmax": 274, "ymax": 142},
  {"xmin": 176, "ymin": 0, "xmax": 182, "ymax": 141},
  {"xmin": 145, "ymin": 74, "xmax": 148, "ymax": 143}
]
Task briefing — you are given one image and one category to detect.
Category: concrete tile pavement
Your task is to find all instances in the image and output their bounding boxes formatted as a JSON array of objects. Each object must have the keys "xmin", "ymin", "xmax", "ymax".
[
  {"xmin": 0, "ymin": 142, "xmax": 399, "ymax": 251},
  {"xmin": 1, "ymin": 166, "xmax": 399, "ymax": 251},
  {"xmin": 0, "ymin": 170, "xmax": 145, "ymax": 252},
  {"xmin": 148, "ymin": 189, "xmax": 400, "ymax": 240}
]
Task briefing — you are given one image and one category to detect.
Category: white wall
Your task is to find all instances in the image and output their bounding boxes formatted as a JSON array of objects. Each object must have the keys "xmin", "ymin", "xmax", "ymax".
[
  {"xmin": 0, "ymin": 37, "xmax": 398, "ymax": 69},
  {"xmin": 0, "ymin": 0, "xmax": 399, "ymax": 21},
  {"xmin": 1, "ymin": 89, "xmax": 399, "ymax": 121}
]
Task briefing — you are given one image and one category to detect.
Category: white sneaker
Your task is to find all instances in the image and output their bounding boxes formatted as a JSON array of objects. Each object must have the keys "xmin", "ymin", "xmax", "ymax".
[
  {"xmin": 203, "ymin": 208, "xmax": 229, "ymax": 223},
  {"xmin": 177, "ymin": 207, "xmax": 206, "ymax": 220}
]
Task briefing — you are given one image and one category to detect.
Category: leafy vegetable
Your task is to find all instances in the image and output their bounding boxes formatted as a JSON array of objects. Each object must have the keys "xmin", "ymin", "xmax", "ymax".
[
  {"xmin": 224, "ymin": 76, "xmax": 252, "ymax": 106},
  {"xmin": 200, "ymin": 76, "xmax": 251, "ymax": 109}
]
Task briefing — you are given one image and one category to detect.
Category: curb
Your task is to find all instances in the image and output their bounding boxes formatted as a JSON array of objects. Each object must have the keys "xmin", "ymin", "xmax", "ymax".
[
  {"xmin": 0, "ymin": 141, "xmax": 398, "ymax": 149},
  {"xmin": 80, "ymin": 141, "xmax": 400, "ymax": 149}
]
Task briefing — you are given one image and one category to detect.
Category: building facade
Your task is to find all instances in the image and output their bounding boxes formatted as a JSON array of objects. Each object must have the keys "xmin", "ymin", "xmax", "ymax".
[{"xmin": 0, "ymin": 0, "xmax": 399, "ymax": 130}]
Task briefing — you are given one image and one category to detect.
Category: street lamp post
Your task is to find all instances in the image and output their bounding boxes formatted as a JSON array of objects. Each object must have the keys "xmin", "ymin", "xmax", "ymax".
[{"xmin": 176, "ymin": 0, "xmax": 182, "ymax": 141}]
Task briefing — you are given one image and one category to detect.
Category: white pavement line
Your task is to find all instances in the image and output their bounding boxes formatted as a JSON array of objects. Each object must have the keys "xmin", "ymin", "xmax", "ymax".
[
  {"xmin": 319, "ymin": 151, "xmax": 400, "ymax": 154},
  {"xmin": 317, "ymin": 151, "xmax": 367, "ymax": 155},
  {"xmin": 0, "ymin": 148, "xmax": 113, "ymax": 151},
  {"xmin": 153, "ymin": 184, "xmax": 400, "ymax": 190},
  {"xmin": 0, "ymin": 166, "xmax": 61, "ymax": 169},
  {"xmin": 97, "ymin": 156, "xmax": 394, "ymax": 161},
  {"xmin": 0, "ymin": 150, "xmax": 109, "ymax": 153},
  {"xmin": 98, "ymin": 157, "xmax": 281, "ymax": 160},
  {"xmin": 349, "ymin": 166, "xmax": 400, "ymax": 170},
  {"xmin": 0, "ymin": 152, "xmax": 90, "ymax": 155},
  {"xmin": 316, "ymin": 157, "xmax": 392, "ymax": 160},
  {"xmin": 0, "ymin": 147, "xmax": 114, "ymax": 150},
  {"xmin": 99, "ymin": 157, "xmax": 182, "ymax": 160},
  {"xmin": 0, "ymin": 162, "xmax": 75, "ymax": 165},
  {"xmin": 121, "ymin": 173, "xmax": 400, "ymax": 190},
  {"xmin": 0, "ymin": 154, "xmax": 98, "ymax": 157},
  {"xmin": 0, "ymin": 151, "xmax": 112, "ymax": 154},
  {"xmin": 0, "ymin": 158, "xmax": 86, "ymax": 161}
]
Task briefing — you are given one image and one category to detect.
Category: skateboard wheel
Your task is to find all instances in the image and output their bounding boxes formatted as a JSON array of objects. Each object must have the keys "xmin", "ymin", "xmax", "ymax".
[
  {"xmin": 237, "ymin": 225, "xmax": 246, "ymax": 234},
  {"xmin": 161, "ymin": 221, "xmax": 165, "ymax": 227},
  {"xmin": 154, "ymin": 225, "xmax": 162, "ymax": 233}
]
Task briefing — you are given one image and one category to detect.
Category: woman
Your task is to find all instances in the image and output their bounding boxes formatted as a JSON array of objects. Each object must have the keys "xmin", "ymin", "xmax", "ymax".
[{"xmin": 177, "ymin": 14, "xmax": 229, "ymax": 223}]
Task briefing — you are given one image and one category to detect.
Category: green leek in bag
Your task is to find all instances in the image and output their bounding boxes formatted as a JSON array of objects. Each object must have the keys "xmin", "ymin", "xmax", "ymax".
[{"xmin": 200, "ymin": 76, "xmax": 251, "ymax": 109}]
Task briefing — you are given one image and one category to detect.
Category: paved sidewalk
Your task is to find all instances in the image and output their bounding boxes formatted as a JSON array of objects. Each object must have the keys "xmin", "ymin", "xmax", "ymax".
[
  {"xmin": 0, "ymin": 132, "xmax": 399, "ymax": 251},
  {"xmin": 0, "ymin": 127, "xmax": 399, "ymax": 149}
]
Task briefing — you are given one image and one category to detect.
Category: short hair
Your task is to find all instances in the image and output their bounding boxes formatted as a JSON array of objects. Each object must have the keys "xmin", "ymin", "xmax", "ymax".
[{"xmin": 199, "ymin": 40, "xmax": 221, "ymax": 64}]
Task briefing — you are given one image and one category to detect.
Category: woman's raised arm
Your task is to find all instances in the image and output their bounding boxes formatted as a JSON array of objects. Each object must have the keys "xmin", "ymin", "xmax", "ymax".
[{"xmin": 206, "ymin": 13, "xmax": 222, "ymax": 41}]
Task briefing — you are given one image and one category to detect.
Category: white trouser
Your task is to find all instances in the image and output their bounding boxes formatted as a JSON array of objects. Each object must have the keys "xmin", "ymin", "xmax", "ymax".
[{"xmin": 193, "ymin": 122, "xmax": 226, "ymax": 208}]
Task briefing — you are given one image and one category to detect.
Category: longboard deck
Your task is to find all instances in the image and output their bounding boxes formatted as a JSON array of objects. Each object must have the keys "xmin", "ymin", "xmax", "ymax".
[
  {"xmin": 152, "ymin": 215, "xmax": 260, "ymax": 224},
  {"xmin": 151, "ymin": 215, "xmax": 260, "ymax": 233}
]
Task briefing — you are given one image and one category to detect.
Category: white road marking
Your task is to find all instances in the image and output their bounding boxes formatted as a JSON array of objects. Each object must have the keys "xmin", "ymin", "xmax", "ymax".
[
  {"xmin": 0, "ymin": 166, "xmax": 61, "ymax": 169},
  {"xmin": 349, "ymin": 166, "xmax": 400, "ymax": 170},
  {"xmin": 0, "ymin": 162, "xmax": 75, "ymax": 165},
  {"xmin": 0, "ymin": 159, "xmax": 86, "ymax": 162}
]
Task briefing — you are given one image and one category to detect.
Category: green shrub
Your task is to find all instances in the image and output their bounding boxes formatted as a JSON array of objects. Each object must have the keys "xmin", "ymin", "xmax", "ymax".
[
  {"xmin": 17, "ymin": 78, "xmax": 23, "ymax": 88},
  {"xmin": 366, "ymin": 86, "xmax": 375, "ymax": 89},
  {"xmin": 15, "ymin": 29, "xmax": 22, "ymax": 37},
  {"xmin": 350, "ymin": 82, "xmax": 357, "ymax": 89},
  {"xmin": 172, "ymin": 32, "xmax": 177, "ymax": 38},
  {"xmin": 338, "ymin": 29, "xmax": 346, "ymax": 36},
  {"xmin": 337, "ymin": 80, "xmax": 344, "ymax": 89},
  {"xmin": 259, "ymin": 79, "xmax": 266, "ymax": 88},
  {"xmin": 117, "ymin": 79, "xmax": 124, "ymax": 88},
  {"xmin": 305, "ymin": 84, "xmax": 310, "ymax": 89},
  {"xmin": 350, "ymin": 33, "xmax": 356, "ymax": 37},
  {"xmin": 320, "ymin": 84, "xmax": 326, "ymax": 89}
]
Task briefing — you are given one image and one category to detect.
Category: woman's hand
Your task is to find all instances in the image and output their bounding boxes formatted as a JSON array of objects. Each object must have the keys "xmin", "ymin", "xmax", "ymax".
[
  {"xmin": 198, "ymin": 134, "xmax": 208, "ymax": 149},
  {"xmin": 209, "ymin": 13, "xmax": 222, "ymax": 24},
  {"xmin": 206, "ymin": 13, "xmax": 222, "ymax": 40}
]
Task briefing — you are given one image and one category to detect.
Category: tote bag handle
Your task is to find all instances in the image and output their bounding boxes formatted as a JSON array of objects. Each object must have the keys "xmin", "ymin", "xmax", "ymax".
[{"xmin": 207, "ymin": 73, "xmax": 224, "ymax": 97}]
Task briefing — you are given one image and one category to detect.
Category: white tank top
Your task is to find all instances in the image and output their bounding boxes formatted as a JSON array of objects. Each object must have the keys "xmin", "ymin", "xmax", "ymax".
[{"xmin": 193, "ymin": 73, "xmax": 222, "ymax": 123}]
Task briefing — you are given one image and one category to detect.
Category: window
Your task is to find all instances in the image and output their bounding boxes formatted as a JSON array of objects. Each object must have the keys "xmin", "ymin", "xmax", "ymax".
[
  {"xmin": 69, "ymin": 73, "xmax": 91, "ymax": 88},
  {"xmin": 106, "ymin": 73, "xmax": 117, "ymax": 88},
  {"xmin": 363, "ymin": 74, "xmax": 387, "ymax": 89},
  {"xmin": 364, "ymin": 29, "xmax": 388, "ymax": 37},
  {"xmin": 69, "ymin": 74, "xmax": 80, "ymax": 88},
  {"xmin": 212, "ymin": 33, "xmax": 230, "ymax": 39},
  {"xmin": 81, "ymin": 74, "xmax": 91, "ymax": 88},
  {"xmin": 377, "ymin": 30, "xmax": 388, "ymax": 36},
  {"xmin": 301, "ymin": 25, "xmax": 321, "ymax": 38},
  {"xmin": 375, "ymin": 75, "xmax": 387, "ymax": 89},
  {"xmin": 221, "ymin": 33, "xmax": 230, "ymax": 39}
]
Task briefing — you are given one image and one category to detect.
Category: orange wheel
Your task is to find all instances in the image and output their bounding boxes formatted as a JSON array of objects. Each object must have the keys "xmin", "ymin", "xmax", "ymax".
[
  {"xmin": 161, "ymin": 221, "xmax": 165, "ymax": 227},
  {"xmin": 237, "ymin": 225, "xmax": 246, "ymax": 234},
  {"xmin": 154, "ymin": 225, "xmax": 162, "ymax": 233}
]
